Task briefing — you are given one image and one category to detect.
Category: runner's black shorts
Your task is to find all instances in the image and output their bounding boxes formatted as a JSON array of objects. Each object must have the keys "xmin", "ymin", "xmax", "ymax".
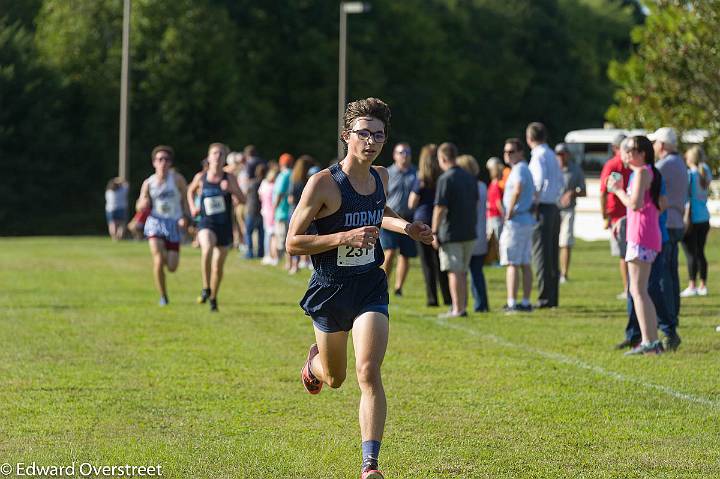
[
  {"xmin": 300, "ymin": 267, "xmax": 389, "ymax": 333},
  {"xmin": 198, "ymin": 220, "xmax": 233, "ymax": 247}
]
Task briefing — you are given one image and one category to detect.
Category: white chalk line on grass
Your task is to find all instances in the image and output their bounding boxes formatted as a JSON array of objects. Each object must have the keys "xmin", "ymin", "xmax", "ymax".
[
  {"xmin": 262, "ymin": 266, "xmax": 718, "ymax": 409},
  {"xmin": 394, "ymin": 306, "xmax": 720, "ymax": 410}
]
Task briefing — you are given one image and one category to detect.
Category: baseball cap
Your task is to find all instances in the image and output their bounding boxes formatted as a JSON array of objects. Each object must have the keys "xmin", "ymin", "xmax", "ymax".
[
  {"xmin": 554, "ymin": 143, "xmax": 569, "ymax": 154},
  {"xmin": 648, "ymin": 127, "xmax": 677, "ymax": 146}
]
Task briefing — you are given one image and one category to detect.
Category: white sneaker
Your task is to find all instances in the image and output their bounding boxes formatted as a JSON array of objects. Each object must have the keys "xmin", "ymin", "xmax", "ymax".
[
  {"xmin": 697, "ymin": 286, "xmax": 708, "ymax": 296},
  {"xmin": 680, "ymin": 287, "xmax": 698, "ymax": 297},
  {"xmin": 616, "ymin": 291, "xmax": 627, "ymax": 300},
  {"xmin": 559, "ymin": 276, "xmax": 567, "ymax": 284}
]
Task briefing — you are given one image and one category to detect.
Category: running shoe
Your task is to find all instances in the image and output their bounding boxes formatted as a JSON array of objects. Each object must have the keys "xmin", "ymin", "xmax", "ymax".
[
  {"xmin": 159, "ymin": 296, "xmax": 169, "ymax": 306},
  {"xmin": 197, "ymin": 288, "xmax": 211, "ymax": 304},
  {"xmin": 680, "ymin": 287, "xmax": 698, "ymax": 297},
  {"xmin": 301, "ymin": 343, "xmax": 322, "ymax": 395},
  {"xmin": 616, "ymin": 291, "xmax": 627, "ymax": 300},
  {"xmin": 559, "ymin": 275, "xmax": 568, "ymax": 284},
  {"xmin": 624, "ymin": 340, "xmax": 664, "ymax": 356},
  {"xmin": 209, "ymin": 298, "xmax": 218, "ymax": 312},
  {"xmin": 360, "ymin": 470, "xmax": 384, "ymax": 479},
  {"xmin": 502, "ymin": 304, "xmax": 517, "ymax": 314},
  {"xmin": 697, "ymin": 286, "xmax": 708, "ymax": 296},
  {"xmin": 515, "ymin": 303, "xmax": 533, "ymax": 312}
]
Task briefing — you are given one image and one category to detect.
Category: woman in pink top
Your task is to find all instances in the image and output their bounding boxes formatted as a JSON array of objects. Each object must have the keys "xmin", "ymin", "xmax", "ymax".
[
  {"xmin": 259, "ymin": 162, "xmax": 279, "ymax": 265},
  {"xmin": 608, "ymin": 136, "xmax": 664, "ymax": 355}
]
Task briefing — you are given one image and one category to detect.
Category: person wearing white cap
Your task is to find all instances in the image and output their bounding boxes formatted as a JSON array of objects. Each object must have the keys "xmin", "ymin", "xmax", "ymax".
[{"xmin": 649, "ymin": 127, "xmax": 687, "ymax": 318}]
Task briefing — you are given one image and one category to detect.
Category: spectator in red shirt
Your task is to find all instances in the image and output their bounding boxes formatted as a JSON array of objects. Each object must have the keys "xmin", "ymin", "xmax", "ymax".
[
  {"xmin": 486, "ymin": 157, "xmax": 505, "ymax": 248},
  {"xmin": 599, "ymin": 134, "xmax": 632, "ymax": 299}
]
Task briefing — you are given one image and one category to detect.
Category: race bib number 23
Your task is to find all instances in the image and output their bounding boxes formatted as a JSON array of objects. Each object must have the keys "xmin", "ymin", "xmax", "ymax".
[{"xmin": 337, "ymin": 245, "xmax": 375, "ymax": 267}]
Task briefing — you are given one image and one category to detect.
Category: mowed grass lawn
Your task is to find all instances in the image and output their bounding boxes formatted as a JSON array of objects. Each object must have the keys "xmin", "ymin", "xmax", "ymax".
[{"xmin": 1, "ymin": 235, "xmax": 719, "ymax": 478}]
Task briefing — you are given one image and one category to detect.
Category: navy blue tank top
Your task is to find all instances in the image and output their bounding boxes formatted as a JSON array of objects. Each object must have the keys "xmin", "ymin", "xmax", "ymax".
[
  {"xmin": 311, "ymin": 163, "xmax": 386, "ymax": 284},
  {"xmin": 199, "ymin": 172, "xmax": 232, "ymax": 226}
]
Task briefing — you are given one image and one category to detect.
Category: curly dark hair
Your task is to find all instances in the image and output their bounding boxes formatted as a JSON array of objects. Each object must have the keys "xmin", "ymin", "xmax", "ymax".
[
  {"xmin": 341, "ymin": 97, "xmax": 391, "ymax": 145},
  {"xmin": 151, "ymin": 145, "xmax": 174, "ymax": 162}
]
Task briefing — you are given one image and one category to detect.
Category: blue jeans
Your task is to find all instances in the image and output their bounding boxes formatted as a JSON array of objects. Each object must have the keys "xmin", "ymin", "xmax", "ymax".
[
  {"xmin": 245, "ymin": 214, "xmax": 264, "ymax": 258},
  {"xmin": 625, "ymin": 241, "xmax": 678, "ymax": 342},
  {"xmin": 469, "ymin": 254, "xmax": 489, "ymax": 312}
]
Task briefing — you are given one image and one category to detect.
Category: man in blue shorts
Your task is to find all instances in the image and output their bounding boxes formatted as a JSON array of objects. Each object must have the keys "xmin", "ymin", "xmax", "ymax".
[
  {"xmin": 380, "ymin": 142, "xmax": 417, "ymax": 296},
  {"xmin": 286, "ymin": 98, "xmax": 433, "ymax": 479}
]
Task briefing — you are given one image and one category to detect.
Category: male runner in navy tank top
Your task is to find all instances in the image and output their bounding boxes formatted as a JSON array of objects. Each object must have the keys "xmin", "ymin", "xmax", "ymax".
[
  {"xmin": 286, "ymin": 98, "xmax": 433, "ymax": 479},
  {"xmin": 187, "ymin": 143, "xmax": 245, "ymax": 311}
]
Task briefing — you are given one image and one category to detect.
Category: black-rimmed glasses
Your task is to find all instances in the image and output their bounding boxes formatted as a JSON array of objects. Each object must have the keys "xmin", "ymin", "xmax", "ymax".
[{"xmin": 352, "ymin": 129, "xmax": 387, "ymax": 144}]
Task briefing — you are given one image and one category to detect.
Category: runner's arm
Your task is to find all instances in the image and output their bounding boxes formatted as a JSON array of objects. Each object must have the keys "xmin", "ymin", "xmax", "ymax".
[
  {"xmin": 137, "ymin": 180, "xmax": 151, "ymax": 211},
  {"xmin": 186, "ymin": 173, "xmax": 202, "ymax": 217}
]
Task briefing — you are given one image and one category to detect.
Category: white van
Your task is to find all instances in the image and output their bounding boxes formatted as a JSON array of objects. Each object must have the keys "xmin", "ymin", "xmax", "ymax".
[{"xmin": 564, "ymin": 128, "xmax": 710, "ymax": 176}]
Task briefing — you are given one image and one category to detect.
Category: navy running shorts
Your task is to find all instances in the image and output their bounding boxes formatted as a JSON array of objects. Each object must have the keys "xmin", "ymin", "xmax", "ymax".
[
  {"xmin": 198, "ymin": 221, "xmax": 233, "ymax": 247},
  {"xmin": 300, "ymin": 267, "xmax": 390, "ymax": 333}
]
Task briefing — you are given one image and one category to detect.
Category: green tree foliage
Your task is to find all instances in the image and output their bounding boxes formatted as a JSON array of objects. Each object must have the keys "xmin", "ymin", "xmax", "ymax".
[
  {"xmin": 2, "ymin": 0, "xmax": 636, "ymax": 234},
  {"xmin": 0, "ymin": 18, "xmax": 80, "ymax": 233},
  {"xmin": 607, "ymin": 0, "xmax": 720, "ymax": 166}
]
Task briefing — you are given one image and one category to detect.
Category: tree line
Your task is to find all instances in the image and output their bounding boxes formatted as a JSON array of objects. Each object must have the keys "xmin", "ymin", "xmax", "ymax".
[{"xmin": 1, "ymin": 0, "xmax": 640, "ymax": 234}]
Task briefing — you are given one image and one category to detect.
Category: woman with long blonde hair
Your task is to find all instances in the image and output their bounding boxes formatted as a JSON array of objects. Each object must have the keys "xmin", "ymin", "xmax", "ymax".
[{"xmin": 680, "ymin": 145, "xmax": 713, "ymax": 297}]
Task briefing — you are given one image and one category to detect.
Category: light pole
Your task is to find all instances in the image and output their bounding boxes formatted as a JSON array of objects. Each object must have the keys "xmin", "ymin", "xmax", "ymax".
[
  {"xmin": 118, "ymin": 0, "xmax": 131, "ymax": 180},
  {"xmin": 337, "ymin": 1, "xmax": 371, "ymax": 160}
]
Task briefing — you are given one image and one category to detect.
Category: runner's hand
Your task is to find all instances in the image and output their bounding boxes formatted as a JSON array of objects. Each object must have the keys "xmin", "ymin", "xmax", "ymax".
[
  {"xmin": 405, "ymin": 221, "xmax": 433, "ymax": 245},
  {"xmin": 344, "ymin": 226, "xmax": 379, "ymax": 249},
  {"xmin": 220, "ymin": 179, "xmax": 229, "ymax": 191},
  {"xmin": 178, "ymin": 217, "xmax": 188, "ymax": 229}
]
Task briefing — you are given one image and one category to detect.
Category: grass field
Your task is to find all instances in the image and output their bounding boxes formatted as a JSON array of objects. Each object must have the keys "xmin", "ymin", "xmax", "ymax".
[{"xmin": 1, "ymin": 235, "xmax": 719, "ymax": 478}]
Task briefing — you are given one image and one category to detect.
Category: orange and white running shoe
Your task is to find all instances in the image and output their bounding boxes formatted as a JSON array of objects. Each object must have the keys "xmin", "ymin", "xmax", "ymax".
[{"xmin": 301, "ymin": 343, "xmax": 322, "ymax": 394}]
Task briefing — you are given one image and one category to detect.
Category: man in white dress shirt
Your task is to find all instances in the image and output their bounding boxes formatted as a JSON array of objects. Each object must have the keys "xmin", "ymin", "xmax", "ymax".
[{"xmin": 526, "ymin": 122, "xmax": 563, "ymax": 308}]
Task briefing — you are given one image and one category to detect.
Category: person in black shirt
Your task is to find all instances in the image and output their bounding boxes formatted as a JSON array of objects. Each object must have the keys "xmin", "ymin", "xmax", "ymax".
[{"xmin": 431, "ymin": 142, "xmax": 478, "ymax": 318}]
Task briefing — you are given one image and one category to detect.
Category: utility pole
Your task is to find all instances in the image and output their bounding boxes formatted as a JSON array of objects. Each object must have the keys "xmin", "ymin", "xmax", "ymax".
[
  {"xmin": 118, "ymin": 0, "xmax": 131, "ymax": 179},
  {"xmin": 337, "ymin": 2, "xmax": 371, "ymax": 160}
]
